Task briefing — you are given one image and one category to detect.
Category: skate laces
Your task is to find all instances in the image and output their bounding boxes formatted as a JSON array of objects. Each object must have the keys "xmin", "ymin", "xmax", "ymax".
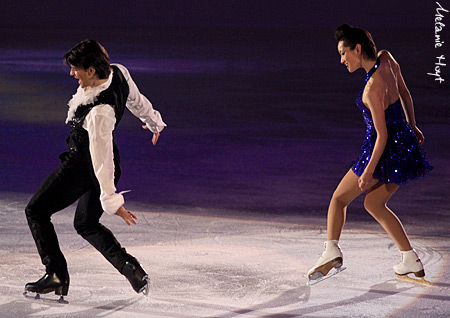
[
  {"xmin": 317, "ymin": 242, "xmax": 327, "ymax": 256},
  {"xmin": 319, "ymin": 242, "xmax": 329, "ymax": 257}
]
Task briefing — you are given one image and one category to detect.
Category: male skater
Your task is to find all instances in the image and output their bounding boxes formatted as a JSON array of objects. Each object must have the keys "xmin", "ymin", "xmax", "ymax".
[{"xmin": 24, "ymin": 39, "xmax": 166, "ymax": 298}]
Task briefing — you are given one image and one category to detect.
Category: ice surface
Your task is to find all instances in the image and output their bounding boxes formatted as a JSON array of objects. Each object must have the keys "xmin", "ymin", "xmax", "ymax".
[{"xmin": 0, "ymin": 192, "xmax": 448, "ymax": 318}]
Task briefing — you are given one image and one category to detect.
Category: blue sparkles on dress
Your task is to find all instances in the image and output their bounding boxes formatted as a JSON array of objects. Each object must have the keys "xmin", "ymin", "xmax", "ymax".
[{"xmin": 352, "ymin": 57, "xmax": 432, "ymax": 185}]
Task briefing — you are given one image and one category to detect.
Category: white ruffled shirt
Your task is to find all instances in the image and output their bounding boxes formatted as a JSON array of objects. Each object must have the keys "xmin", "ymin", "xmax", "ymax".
[{"xmin": 66, "ymin": 63, "xmax": 166, "ymax": 215}]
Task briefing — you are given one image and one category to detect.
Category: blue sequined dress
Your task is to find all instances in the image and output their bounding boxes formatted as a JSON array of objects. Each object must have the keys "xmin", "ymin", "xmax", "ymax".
[{"xmin": 352, "ymin": 57, "xmax": 432, "ymax": 185}]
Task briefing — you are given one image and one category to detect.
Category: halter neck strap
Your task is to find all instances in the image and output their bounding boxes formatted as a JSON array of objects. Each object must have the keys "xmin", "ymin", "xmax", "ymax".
[{"xmin": 365, "ymin": 57, "xmax": 381, "ymax": 83}]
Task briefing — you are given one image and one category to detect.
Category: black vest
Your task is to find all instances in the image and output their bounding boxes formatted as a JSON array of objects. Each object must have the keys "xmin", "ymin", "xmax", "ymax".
[{"xmin": 66, "ymin": 65, "xmax": 129, "ymax": 155}]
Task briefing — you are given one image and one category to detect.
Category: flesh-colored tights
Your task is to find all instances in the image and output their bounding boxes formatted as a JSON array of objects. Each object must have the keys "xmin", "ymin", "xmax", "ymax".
[{"xmin": 327, "ymin": 169, "xmax": 412, "ymax": 251}]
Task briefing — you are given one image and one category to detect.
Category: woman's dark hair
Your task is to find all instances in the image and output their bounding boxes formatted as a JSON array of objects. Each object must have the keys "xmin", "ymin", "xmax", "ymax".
[
  {"xmin": 63, "ymin": 40, "xmax": 111, "ymax": 79},
  {"xmin": 335, "ymin": 24, "xmax": 377, "ymax": 60}
]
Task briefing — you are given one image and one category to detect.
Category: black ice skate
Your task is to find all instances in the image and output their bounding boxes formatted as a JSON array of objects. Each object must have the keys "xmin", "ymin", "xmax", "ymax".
[
  {"xmin": 121, "ymin": 257, "xmax": 150, "ymax": 296},
  {"xmin": 24, "ymin": 273, "xmax": 69, "ymax": 303}
]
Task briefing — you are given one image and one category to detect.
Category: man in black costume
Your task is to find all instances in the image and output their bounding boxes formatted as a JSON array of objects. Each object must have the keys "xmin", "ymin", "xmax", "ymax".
[{"xmin": 24, "ymin": 40, "xmax": 166, "ymax": 297}]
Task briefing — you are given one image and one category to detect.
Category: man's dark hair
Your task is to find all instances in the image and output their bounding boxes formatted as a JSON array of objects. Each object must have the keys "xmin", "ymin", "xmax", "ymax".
[
  {"xmin": 63, "ymin": 40, "xmax": 111, "ymax": 79},
  {"xmin": 335, "ymin": 24, "xmax": 377, "ymax": 60}
]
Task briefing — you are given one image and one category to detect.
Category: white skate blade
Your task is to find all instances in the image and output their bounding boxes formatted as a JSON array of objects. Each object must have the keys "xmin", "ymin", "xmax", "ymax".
[
  {"xmin": 23, "ymin": 290, "xmax": 68, "ymax": 304},
  {"xmin": 307, "ymin": 266, "xmax": 347, "ymax": 286},
  {"xmin": 395, "ymin": 273, "xmax": 431, "ymax": 285},
  {"xmin": 140, "ymin": 277, "xmax": 151, "ymax": 296}
]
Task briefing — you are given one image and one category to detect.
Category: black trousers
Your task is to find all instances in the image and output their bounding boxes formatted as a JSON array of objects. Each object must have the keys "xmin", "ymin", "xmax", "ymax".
[{"xmin": 25, "ymin": 150, "xmax": 131, "ymax": 278}]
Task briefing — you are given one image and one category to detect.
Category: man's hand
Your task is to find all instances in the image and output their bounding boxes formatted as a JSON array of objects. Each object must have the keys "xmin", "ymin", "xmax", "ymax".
[
  {"xmin": 116, "ymin": 206, "xmax": 137, "ymax": 226},
  {"xmin": 142, "ymin": 125, "xmax": 160, "ymax": 145},
  {"xmin": 152, "ymin": 131, "xmax": 160, "ymax": 145}
]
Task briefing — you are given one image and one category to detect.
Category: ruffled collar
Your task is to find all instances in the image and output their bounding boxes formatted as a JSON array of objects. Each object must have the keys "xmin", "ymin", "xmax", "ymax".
[{"xmin": 65, "ymin": 70, "xmax": 113, "ymax": 124}]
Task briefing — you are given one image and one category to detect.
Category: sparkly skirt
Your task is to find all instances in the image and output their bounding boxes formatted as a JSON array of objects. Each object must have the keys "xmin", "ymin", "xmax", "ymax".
[{"xmin": 352, "ymin": 121, "xmax": 433, "ymax": 185}]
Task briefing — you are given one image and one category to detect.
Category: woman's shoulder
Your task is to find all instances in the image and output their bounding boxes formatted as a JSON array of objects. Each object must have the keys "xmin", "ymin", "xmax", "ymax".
[
  {"xmin": 378, "ymin": 50, "xmax": 399, "ymax": 65},
  {"xmin": 377, "ymin": 49, "xmax": 391, "ymax": 59},
  {"xmin": 366, "ymin": 51, "xmax": 393, "ymax": 93}
]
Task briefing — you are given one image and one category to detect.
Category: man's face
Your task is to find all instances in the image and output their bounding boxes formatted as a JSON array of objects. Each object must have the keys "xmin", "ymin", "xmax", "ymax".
[{"xmin": 69, "ymin": 65, "xmax": 96, "ymax": 88}]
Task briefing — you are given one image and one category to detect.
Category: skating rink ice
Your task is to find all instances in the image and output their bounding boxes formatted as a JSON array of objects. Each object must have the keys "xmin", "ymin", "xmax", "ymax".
[{"xmin": 0, "ymin": 191, "xmax": 449, "ymax": 318}]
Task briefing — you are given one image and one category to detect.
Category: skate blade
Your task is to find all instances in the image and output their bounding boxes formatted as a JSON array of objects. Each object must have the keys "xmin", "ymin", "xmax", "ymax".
[
  {"xmin": 395, "ymin": 273, "xmax": 431, "ymax": 285},
  {"xmin": 307, "ymin": 266, "xmax": 346, "ymax": 286},
  {"xmin": 23, "ymin": 290, "xmax": 68, "ymax": 304},
  {"xmin": 140, "ymin": 277, "xmax": 151, "ymax": 297}
]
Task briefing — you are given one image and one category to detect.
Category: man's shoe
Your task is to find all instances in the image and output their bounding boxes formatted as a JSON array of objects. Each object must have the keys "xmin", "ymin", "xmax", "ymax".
[
  {"xmin": 121, "ymin": 257, "xmax": 149, "ymax": 294},
  {"xmin": 25, "ymin": 273, "xmax": 69, "ymax": 296}
]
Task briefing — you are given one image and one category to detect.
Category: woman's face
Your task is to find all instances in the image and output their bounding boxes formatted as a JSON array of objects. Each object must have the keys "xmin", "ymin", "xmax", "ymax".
[{"xmin": 337, "ymin": 41, "xmax": 361, "ymax": 73}]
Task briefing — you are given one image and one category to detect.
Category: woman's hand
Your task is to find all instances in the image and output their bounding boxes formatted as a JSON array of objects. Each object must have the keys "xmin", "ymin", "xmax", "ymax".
[
  {"xmin": 116, "ymin": 206, "xmax": 137, "ymax": 226},
  {"xmin": 358, "ymin": 171, "xmax": 377, "ymax": 192},
  {"xmin": 142, "ymin": 125, "xmax": 160, "ymax": 145},
  {"xmin": 411, "ymin": 126, "xmax": 425, "ymax": 144}
]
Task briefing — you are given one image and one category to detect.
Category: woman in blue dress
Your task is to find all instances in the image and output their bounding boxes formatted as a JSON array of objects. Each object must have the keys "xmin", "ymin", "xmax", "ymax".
[{"xmin": 307, "ymin": 24, "xmax": 432, "ymax": 284}]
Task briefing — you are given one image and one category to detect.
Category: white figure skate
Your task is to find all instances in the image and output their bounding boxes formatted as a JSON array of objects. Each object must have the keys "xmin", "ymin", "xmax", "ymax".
[
  {"xmin": 394, "ymin": 249, "xmax": 430, "ymax": 285},
  {"xmin": 307, "ymin": 240, "xmax": 346, "ymax": 285}
]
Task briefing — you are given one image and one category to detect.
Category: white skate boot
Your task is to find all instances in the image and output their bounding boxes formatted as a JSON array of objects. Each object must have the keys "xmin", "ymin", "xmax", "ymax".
[
  {"xmin": 394, "ymin": 249, "xmax": 430, "ymax": 285},
  {"xmin": 307, "ymin": 240, "xmax": 346, "ymax": 285}
]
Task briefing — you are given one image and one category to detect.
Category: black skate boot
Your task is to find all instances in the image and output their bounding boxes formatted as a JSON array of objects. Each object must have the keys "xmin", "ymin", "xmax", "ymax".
[
  {"xmin": 24, "ymin": 273, "xmax": 69, "ymax": 302},
  {"xmin": 121, "ymin": 257, "xmax": 150, "ymax": 295}
]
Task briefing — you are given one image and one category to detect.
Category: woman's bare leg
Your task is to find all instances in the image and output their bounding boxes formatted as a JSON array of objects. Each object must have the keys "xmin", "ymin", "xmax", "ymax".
[
  {"xmin": 307, "ymin": 169, "xmax": 364, "ymax": 279},
  {"xmin": 327, "ymin": 169, "xmax": 364, "ymax": 241},
  {"xmin": 364, "ymin": 183, "xmax": 412, "ymax": 251}
]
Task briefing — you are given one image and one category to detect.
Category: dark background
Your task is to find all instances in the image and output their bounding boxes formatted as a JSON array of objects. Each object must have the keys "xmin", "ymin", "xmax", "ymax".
[
  {"xmin": 0, "ymin": 1, "xmax": 448, "ymax": 223},
  {"xmin": 0, "ymin": 1, "xmax": 433, "ymax": 30}
]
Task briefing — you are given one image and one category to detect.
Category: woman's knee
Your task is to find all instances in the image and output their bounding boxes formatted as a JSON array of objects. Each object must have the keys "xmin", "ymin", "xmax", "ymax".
[
  {"xmin": 364, "ymin": 194, "xmax": 385, "ymax": 215},
  {"xmin": 330, "ymin": 191, "xmax": 350, "ymax": 210},
  {"xmin": 364, "ymin": 183, "xmax": 399, "ymax": 214}
]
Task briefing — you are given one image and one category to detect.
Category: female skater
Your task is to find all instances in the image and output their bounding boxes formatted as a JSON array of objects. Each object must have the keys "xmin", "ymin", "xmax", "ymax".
[
  {"xmin": 24, "ymin": 40, "xmax": 166, "ymax": 299},
  {"xmin": 307, "ymin": 24, "xmax": 432, "ymax": 284}
]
